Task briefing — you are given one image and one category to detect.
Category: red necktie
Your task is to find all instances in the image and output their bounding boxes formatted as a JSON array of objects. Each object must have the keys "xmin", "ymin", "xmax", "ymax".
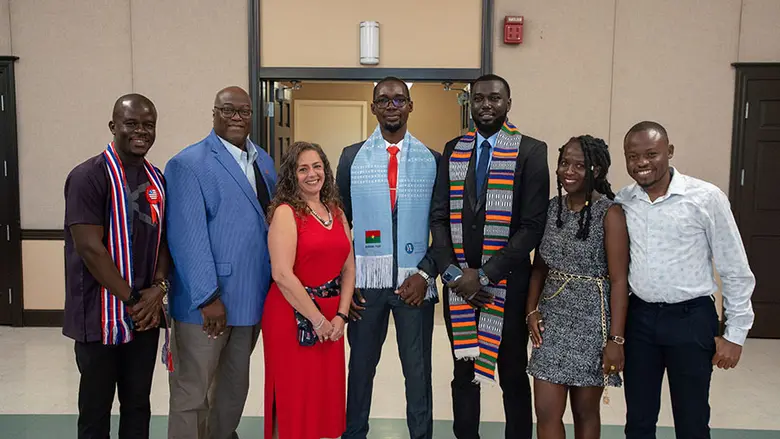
[{"xmin": 387, "ymin": 145, "xmax": 400, "ymax": 210}]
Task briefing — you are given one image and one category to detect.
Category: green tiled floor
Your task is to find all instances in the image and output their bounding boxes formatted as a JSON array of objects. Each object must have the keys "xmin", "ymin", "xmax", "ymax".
[{"xmin": 0, "ymin": 415, "xmax": 777, "ymax": 438}]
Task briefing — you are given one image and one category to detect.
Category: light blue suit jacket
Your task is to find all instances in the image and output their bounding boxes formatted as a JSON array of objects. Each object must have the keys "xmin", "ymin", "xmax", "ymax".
[{"xmin": 165, "ymin": 130, "xmax": 277, "ymax": 326}]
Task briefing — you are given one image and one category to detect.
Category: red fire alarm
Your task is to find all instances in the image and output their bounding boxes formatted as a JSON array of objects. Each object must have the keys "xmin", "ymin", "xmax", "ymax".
[{"xmin": 504, "ymin": 16, "xmax": 524, "ymax": 44}]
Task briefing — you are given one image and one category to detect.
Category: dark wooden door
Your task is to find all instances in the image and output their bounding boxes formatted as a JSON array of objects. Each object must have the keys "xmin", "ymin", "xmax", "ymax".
[
  {"xmin": 258, "ymin": 80, "xmax": 291, "ymax": 169},
  {"xmin": 0, "ymin": 57, "xmax": 23, "ymax": 326},
  {"xmin": 731, "ymin": 64, "xmax": 780, "ymax": 338},
  {"xmin": 273, "ymin": 83, "xmax": 292, "ymax": 166}
]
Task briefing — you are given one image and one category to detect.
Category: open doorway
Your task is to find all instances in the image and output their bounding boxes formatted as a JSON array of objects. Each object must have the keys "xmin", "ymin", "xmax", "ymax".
[{"xmin": 260, "ymin": 80, "xmax": 471, "ymax": 170}]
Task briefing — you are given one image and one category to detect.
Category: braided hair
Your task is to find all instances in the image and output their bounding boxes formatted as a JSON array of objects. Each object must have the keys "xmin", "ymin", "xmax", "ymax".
[{"xmin": 555, "ymin": 135, "xmax": 615, "ymax": 240}]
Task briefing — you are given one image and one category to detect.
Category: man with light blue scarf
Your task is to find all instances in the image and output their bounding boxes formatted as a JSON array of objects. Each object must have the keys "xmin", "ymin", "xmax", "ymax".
[{"xmin": 336, "ymin": 77, "xmax": 441, "ymax": 439}]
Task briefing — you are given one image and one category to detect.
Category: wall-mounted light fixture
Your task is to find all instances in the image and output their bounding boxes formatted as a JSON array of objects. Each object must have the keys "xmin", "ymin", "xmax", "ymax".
[{"xmin": 360, "ymin": 21, "xmax": 380, "ymax": 65}]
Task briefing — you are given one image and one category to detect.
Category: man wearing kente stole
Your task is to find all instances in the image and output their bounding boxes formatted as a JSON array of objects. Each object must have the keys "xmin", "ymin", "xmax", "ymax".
[
  {"xmin": 429, "ymin": 75, "xmax": 550, "ymax": 439},
  {"xmin": 64, "ymin": 94, "xmax": 171, "ymax": 439},
  {"xmin": 337, "ymin": 77, "xmax": 440, "ymax": 439}
]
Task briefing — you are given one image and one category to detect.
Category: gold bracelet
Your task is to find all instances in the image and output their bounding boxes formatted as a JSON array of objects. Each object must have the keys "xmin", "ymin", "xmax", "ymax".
[{"xmin": 525, "ymin": 309, "xmax": 540, "ymax": 324}]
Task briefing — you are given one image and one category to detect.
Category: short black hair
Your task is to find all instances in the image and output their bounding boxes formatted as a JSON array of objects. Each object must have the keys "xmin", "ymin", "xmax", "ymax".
[
  {"xmin": 471, "ymin": 74, "xmax": 511, "ymax": 98},
  {"xmin": 624, "ymin": 120, "xmax": 669, "ymax": 144},
  {"xmin": 112, "ymin": 93, "xmax": 156, "ymax": 120},
  {"xmin": 373, "ymin": 76, "xmax": 410, "ymax": 100},
  {"xmin": 556, "ymin": 135, "xmax": 614, "ymax": 240}
]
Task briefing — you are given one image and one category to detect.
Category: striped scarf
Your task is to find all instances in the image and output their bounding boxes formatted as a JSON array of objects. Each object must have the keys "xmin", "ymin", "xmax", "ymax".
[
  {"xmin": 448, "ymin": 121, "xmax": 521, "ymax": 384},
  {"xmin": 102, "ymin": 142, "xmax": 165, "ymax": 351}
]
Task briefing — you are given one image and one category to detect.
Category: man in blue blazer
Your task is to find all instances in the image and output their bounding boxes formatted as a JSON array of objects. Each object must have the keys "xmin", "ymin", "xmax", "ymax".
[{"xmin": 165, "ymin": 86, "xmax": 276, "ymax": 439}]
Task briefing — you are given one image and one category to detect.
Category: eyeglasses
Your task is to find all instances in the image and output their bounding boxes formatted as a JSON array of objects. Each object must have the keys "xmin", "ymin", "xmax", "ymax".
[
  {"xmin": 373, "ymin": 97, "xmax": 409, "ymax": 109},
  {"xmin": 214, "ymin": 106, "xmax": 252, "ymax": 119}
]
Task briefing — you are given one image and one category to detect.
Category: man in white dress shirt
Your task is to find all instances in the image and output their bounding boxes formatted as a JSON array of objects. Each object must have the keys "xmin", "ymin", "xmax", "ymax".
[{"xmin": 616, "ymin": 121, "xmax": 755, "ymax": 439}]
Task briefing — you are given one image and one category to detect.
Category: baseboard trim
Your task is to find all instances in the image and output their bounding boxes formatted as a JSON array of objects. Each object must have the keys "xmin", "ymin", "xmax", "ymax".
[
  {"xmin": 21, "ymin": 229, "xmax": 64, "ymax": 240},
  {"xmin": 23, "ymin": 310, "xmax": 63, "ymax": 327}
]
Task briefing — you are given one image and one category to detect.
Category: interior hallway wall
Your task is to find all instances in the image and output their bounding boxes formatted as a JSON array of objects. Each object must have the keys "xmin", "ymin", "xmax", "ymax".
[
  {"xmin": 0, "ymin": 0, "xmax": 11, "ymax": 54},
  {"xmin": 494, "ymin": 0, "xmax": 779, "ymax": 194},
  {"xmin": 261, "ymin": 0, "xmax": 481, "ymax": 68},
  {"xmin": 5, "ymin": 0, "xmax": 780, "ymax": 312},
  {"xmin": 4, "ymin": 0, "xmax": 248, "ymax": 311},
  {"xmin": 291, "ymin": 82, "xmax": 464, "ymax": 153}
]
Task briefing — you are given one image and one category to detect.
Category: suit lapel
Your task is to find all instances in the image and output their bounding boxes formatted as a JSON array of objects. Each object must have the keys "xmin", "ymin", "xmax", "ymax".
[{"xmin": 209, "ymin": 132, "xmax": 263, "ymax": 218}]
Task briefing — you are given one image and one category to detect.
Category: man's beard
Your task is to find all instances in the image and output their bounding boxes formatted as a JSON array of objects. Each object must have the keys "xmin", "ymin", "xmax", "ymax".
[
  {"xmin": 382, "ymin": 120, "xmax": 402, "ymax": 133},
  {"xmin": 475, "ymin": 113, "xmax": 507, "ymax": 134}
]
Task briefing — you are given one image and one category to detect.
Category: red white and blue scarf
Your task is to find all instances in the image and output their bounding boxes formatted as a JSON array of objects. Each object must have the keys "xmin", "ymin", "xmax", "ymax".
[{"xmin": 101, "ymin": 142, "xmax": 165, "ymax": 351}]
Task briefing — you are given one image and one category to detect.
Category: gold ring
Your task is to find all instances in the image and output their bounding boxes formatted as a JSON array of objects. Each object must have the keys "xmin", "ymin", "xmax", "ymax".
[{"xmin": 610, "ymin": 365, "xmax": 616, "ymax": 371}]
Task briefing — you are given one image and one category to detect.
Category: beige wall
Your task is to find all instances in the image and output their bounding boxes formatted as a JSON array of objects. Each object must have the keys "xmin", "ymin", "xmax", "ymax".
[
  {"xmin": 9, "ymin": 0, "xmax": 247, "ymax": 230},
  {"xmin": 494, "ymin": 0, "xmax": 615, "ymax": 187},
  {"xmin": 261, "ymin": 0, "xmax": 481, "ymax": 68},
  {"xmin": 130, "ymin": 0, "xmax": 248, "ymax": 166},
  {"xmin": 8, "ymin": 0, "xmax": 780, "ymax": 311},
  {"xmin": 738, "ymin": 0, "xmax": 780, "ymax": 62},
  {"xmin": 0, "ymin": 0, "xmax": 10, "ymax": 55},
  {"xmin": 22, "ymin": 241, "xmax": 65, "ymax": 310},
  {"xmin": 291, "ymin": 82, "xmax": 463, "ymax": 153},
  {"xmin": 7, "ymin": 0, "xmax": 247, "ymax": 309},
  {"xmin": 495, "ymin": 0, "xmax": 778, "ymax": 194}
]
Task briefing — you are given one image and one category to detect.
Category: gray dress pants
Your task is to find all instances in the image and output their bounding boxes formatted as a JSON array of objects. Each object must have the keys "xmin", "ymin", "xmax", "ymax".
[{"xmin": 167, "ymin": 320, "xmax": 260, "ymax": 439}]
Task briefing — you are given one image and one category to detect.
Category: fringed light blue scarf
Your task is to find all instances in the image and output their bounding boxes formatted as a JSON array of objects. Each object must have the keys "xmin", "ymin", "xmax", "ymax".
[{"xmin": 350, "ymin": 126, "xmax": 437, "ymax": 298}]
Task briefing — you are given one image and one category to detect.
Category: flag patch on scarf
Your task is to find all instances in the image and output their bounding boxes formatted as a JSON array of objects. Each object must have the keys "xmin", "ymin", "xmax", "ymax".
[{"xmin": 365, "ymin": 230, "xmax": 381, "ymax": 245}]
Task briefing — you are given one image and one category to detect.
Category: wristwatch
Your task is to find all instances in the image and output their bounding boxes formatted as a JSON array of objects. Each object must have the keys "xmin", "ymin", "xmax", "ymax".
[
  {"xmin": 123, "ymin": 287, "xmax": 142, "ymax": 307},
  {"xmin": 478, "ymin": 268, "xmax": 490, "ymax": 287},
  {"xmin": 417, "ymin": 269, "xmax": 433, "ymax": 284},
  {"xmin": 154, "ymin": 278, "xmax": 171, "ymax": 294},
  {"xmin": 609, "ymin": 335, "xmax": 626, "ymax": 345}
]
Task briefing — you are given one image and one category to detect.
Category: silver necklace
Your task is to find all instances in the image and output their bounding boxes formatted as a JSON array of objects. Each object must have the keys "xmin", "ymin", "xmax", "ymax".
[{"xmin": 308, "ymin": 204, "xmax": 333, "ymax": 227}]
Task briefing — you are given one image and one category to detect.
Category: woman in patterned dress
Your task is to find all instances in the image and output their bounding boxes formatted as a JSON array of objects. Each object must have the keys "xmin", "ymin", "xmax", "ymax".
[{"xmin": 525, "ymin": 135, "xmax": 629, "ymax": 439}]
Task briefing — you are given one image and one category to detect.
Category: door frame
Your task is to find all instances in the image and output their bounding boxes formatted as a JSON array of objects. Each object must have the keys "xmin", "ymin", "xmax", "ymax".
[
  {"xmin": 728, "ymin": 62, "xmax": 780, "ymax": 221},
  {"xmin": 247, "ymin": 0, "xmax": 494, "ymax": 147},
  {"xmin": 0, "ymin": 56, "xmax": 24, "ymax": 327}
]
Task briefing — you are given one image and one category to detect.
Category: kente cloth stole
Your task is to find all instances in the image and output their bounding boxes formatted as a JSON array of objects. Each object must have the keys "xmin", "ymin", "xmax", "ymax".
[
  {"xmin": 350, "ymin": 125, "xmax": 438, "ymax": 298},
  {"xmin": 448, "ymin": 121, "xmax": 522, "ymax": 384},
  {"xmin": 102, "ymin": 142, "xmax": 172, "ymax": 371}
]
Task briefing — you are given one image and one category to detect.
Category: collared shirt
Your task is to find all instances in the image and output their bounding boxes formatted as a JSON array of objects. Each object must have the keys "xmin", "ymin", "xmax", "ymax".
[
  {"xmin": 615, "ymin": 168, "xmax": 755, "ymax": 345},
  {"xmin": 475, "ymin": 131, "xmax": 498, "ymax": 169},
  {"xmin": 218, "ymin": 135, "xmax": 258, "ymax": 195},
  {"xmin": 63, "ymin": 154, "xmax": 163, "ymax": 342}
]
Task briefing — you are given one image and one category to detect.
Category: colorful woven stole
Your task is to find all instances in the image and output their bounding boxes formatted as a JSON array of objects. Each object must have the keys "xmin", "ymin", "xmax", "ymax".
[
  {"xmin": 102, "ymin": 142, "xmax": 171, "ymax": 370},
  {"xmin": 448, "ymin": 121, "xmax": 522, "ymax": 384}
]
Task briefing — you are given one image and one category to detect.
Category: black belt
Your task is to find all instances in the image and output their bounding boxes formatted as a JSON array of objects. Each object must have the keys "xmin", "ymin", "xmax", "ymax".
[{"xmin": 630, "ymin": 293, "xmax": 714, "ymax": 309}]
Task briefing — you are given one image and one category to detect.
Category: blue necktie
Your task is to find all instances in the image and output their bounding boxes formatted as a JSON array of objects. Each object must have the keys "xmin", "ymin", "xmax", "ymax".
[{"xmin": 475, "ymin": 139, "xmax": 491, "ymax": 194}]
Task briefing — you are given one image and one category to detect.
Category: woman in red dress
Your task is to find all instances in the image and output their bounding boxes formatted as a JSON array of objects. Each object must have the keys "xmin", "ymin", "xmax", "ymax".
[{"xmin": 262, "ymin": 141, "xmax": 355, "ymax": 439}]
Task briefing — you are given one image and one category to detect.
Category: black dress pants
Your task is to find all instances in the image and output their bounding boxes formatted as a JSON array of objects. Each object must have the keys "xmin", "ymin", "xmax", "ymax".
[
  {"xmin": 74, "ymin": 328, "xmax": 160, "ymax": 439},
  {"xmin": 624, "ymin": 295, "xmax": 719, "ymax": 439},
  {"xmin": 443, "ymin": 289, "xmax": 532, "ymax": 439}
]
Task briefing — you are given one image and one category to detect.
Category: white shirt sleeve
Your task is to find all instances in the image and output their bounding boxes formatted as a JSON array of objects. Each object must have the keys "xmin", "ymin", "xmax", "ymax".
[{"xmin": 704, "ymin": 189, "xmax": 756, "ymax": 345}]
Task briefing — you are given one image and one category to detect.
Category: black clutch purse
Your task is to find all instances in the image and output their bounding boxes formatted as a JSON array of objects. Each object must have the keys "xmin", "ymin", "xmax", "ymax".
[
  {"xmin": 295, "ymin": 304, "xmax": 322, "ymax": 347},
  {"xmin": 295, "ymin": 276, "xmax": 341, "ymax": 347}
]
